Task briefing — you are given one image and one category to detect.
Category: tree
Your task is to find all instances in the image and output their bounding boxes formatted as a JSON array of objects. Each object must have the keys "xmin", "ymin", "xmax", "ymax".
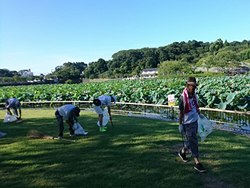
[
  {"xmin": 214, "ymin": 50, "xmax": 240, "ymax": 71},
  {"xmin": 209, "ymin": 38, "xmax": 224, "ymax": 55},
  {"xmin": 240, "ymin": 49, "xmax": 250, "ymax": 61},
  {"xmin": 18, "ymin": 69, "xmax": 29, "ymax": 76},
  {"xmin": 158, "ymin": 61, "xmax": 191, "ymax": 76},
  {"xmin": 196, "ymin": 54, "xmax": 215, "ymax": 72},
  {"xmin": 0, "ymin": 69, "xmax": 13, "ymax": 77}
]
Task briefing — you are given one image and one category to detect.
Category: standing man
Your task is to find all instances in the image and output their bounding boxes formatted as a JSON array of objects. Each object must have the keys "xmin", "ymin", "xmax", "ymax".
[
  {"xmin": 178, "ymin": 77, "xmax": 206, "ymax": 173},
  {"xmin": 5, "ymin": 98, "xmax": 22, "ymax": 121},
  {"xmin": 55, "ymin": 104, "xmax": 80, "ymax": 139},
  {"xmin": 92, "ymin": 95, "xmax": 116, "ymax": 132}
]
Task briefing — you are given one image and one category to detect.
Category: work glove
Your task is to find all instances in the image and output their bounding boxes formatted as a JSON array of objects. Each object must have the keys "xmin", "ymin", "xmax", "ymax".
[{"xmin": 178, "ymin": 124, "xmax": 184, "ymax": 134}]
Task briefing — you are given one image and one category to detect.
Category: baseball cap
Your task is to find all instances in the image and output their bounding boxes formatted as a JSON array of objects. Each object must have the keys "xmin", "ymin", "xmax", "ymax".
[{"xmin": 73, "ymin": 107, "xmax": 80, "ymax": 117}]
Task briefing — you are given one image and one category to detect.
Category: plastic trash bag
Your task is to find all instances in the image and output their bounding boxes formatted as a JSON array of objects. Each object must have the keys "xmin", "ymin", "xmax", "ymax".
[
  {"xmin": 3, "ymin": 114, "xmax": 18, "ymax": 123},
  {"xmin": 72, "ymin": 122, "xmax": 88, "ymax": 135},
  {"xmin": 198, "ymin": 114, "xmax": 213, "ymax": 142},
  {"xmin": 97, "ymin": 107, "xmax": 109, "ymax": 127}
]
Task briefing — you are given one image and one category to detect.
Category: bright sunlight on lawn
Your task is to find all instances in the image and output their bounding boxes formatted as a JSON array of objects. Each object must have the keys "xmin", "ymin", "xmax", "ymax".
[{"xmin": 0, "ymin": 109, "xmax": 250, "ymax": 188}]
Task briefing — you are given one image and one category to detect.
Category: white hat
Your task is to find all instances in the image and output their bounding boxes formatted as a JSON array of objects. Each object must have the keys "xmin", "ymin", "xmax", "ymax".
[{"xmin": 112, "ymin": 95, "xmax": 117, "ymax": 104}]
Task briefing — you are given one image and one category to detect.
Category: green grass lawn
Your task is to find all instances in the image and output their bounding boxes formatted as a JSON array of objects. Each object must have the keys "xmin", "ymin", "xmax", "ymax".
[{"xmin": 0, "ymin": 109, "xmax": 249, "ymax": 188}]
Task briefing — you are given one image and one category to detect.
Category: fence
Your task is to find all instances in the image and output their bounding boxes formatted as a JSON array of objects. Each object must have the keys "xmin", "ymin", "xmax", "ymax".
[{"xmin": 1, "ymin": 101, "xmax": 250, "ymax": 132}]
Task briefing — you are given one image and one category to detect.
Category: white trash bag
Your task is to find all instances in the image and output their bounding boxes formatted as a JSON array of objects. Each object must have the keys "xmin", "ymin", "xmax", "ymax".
[
  {"xmin": 3, "ymin": 114, "xmax": 18, "ymax": 123},
  {"xmin": 72, "ymin": 122, "xmax": 88, "ymax": 135},
  {"xmin": 198, "ymin": 114, "xmax": 213, "ymax": 142},
  {"xmin": 97, "ymin": 107, "xmax": 109, "ymax": 127}
]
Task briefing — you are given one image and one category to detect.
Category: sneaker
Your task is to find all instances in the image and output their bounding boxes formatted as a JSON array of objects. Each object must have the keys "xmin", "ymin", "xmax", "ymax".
[
  {"xmin": 194, "ymin": 163, "xmax": 207, "ymax": 173},
  {"xmin": 99, "ymin": 127, "xmax": 107, "ymax": 132},
  {"xmin": 70, "ymin": 134, "xmax": 75, "ymax": 137},
  {"xmin": 178, "ymin": 150, "xmax": 190, "ymax": 163},
  {"xmin": 58, "ymin": 136, "xmax": 62, "ymax": 139}
]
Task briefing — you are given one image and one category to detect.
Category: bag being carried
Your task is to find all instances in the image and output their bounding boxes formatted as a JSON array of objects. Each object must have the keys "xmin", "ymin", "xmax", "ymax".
[
  {"xmin": 72, "ymin": 122, "xmax": 88, "ymax": 135},
  {"xmin": 97, "ymin": 107, "xmax": 109, "ymax": 127},
  {"xmin": 198, "ymin": 114, "xmax": 213, "ymax": 142},
  {"xmin": 3, "ymin": 114, "xmax": 18, "ymax": 123}
]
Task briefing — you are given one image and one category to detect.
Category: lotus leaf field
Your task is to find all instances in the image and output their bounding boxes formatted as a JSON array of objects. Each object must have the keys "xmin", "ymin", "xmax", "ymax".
[{"xmin": 0, "ymin": 75, "xmax": 249, "ymax": 111}]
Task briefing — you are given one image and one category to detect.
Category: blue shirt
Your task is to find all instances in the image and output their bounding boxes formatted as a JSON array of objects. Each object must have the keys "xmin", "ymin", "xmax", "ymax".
[
  {"xmin": 58, "ymin": 104, "xmax": 77, "ymax": 120},
  {"xmin": 179, "ymin": 94, "xmax": 198, "ymax": 124},
  {"xmin": 97, "ymin": 95, "xmax": 111, "ymax": 107},
  {"xmin": 5, "ymin": 98, "xmax": 21, "ymax": 109}
]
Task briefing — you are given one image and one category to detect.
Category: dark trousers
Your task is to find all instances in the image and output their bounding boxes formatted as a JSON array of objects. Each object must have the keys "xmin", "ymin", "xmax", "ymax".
[
  {"xmin": 55, "ymin": 110, "xmax": 74, "ymax": 137},
  {"xmin": 183, "ymin": 121, "xmax": 199, "ymax": 157}
]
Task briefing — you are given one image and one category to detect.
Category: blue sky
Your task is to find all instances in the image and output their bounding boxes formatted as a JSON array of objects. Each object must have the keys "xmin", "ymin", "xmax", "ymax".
[{"xmin": 1, "ymin": 0, "xmax": 250, "ymax": 75}]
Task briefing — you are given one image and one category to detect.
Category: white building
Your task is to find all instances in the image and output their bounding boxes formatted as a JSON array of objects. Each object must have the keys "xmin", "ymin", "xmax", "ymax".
[
  {"xmin": 141, "ymin": 68, "xmax": 158, "ymax": 78},
  {"xmin": 22, "ymin": 69, "xmax": 33, "ymax": 77}
]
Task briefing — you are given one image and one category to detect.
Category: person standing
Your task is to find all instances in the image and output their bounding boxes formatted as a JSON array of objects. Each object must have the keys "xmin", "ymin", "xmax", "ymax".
[
  {"xmin": 92, "ymin": 95, "xmax": 116, "ymax": 132},
  {"xmin": 5, "ymin": 98, "xmax": 22, "ymax": 121},
  {"xmin": 178, "ymin": 77, "xmax": 206, "ymax": 173},
  {"xmin": 55, "ymin": 104, "xmax": 80, "ymax": 139}
]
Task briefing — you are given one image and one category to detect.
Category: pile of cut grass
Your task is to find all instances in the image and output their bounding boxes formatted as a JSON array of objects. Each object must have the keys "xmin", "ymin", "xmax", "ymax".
[{"xmin": 0, "ymin": 109, "xmax": 249, "ymax": 188}]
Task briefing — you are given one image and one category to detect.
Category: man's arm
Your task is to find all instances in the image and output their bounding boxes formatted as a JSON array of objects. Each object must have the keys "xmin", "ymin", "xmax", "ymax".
[
  {"xmin": 179, "ymin": 110, "xmax": 183, "ymax": 125},
  {"xmin": 65, "ymin": 120, "xmax": 74, "ymax": 127},
  {"xmin": 108, "ymin": 106, "xmax": 112, "ymax": 120},
  {"xmin": 19, "ymin": 109, "xmax": 22, "ymax": 119},
  {"xmin": 179, "ymin": 95, "xmax": 184, "ymax": 125}
]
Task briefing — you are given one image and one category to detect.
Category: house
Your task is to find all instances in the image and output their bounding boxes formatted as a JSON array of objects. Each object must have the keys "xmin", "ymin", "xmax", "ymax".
[
  {"xmin": 22, "ymin": 69, "xmax": 33, "ymax": 77},
  {"xmin": 141, "ymin": 68, "xmax": 158, "ymax": 78}
]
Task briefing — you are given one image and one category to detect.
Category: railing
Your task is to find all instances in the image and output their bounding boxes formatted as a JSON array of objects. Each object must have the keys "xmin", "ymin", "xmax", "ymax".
[{"xmin": 1, "ymin": 101, "xmax": 250, "ymax": 132}]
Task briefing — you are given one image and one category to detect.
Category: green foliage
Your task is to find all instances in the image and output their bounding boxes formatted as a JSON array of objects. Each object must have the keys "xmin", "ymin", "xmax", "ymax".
[
  {"xmin": 209, "ymin": 38, "xmax": 224, "ymax": 55},
  {"xmin": 158, "ymin": 60, "xmax": 192, "ymax": 76},
  {"xmin": 84, "ymin": 58, "xmax": 108, "ymax": 79},
  {"xmin": 196, "ymin": 54, "xmax": 215, "ymax": 72},
  {"xmin": 65, "ymin": 79, "xmax": 73, "ymax": 84},
  {"xmin": 240, "ymin": 48, "xmax": 250, "ymax": 61},
  {"xmin": 48, "ymin": 62, "xmax": 87, "ymax": 83},
  {"xmin": 0, "ymin": 75, "xmax": 249, "ymax": 111},
  {"xmin": 0, "ymin": 69, "xmax": 19, "ymax": 77}
]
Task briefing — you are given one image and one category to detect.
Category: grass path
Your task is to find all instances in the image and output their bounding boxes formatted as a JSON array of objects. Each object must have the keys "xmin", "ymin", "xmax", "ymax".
[{"xmin": 0, "ymin": 109, "xmax": 249, "ymax": 188}]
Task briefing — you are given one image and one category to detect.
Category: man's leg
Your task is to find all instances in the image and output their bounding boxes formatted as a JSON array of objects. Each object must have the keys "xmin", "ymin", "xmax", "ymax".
[
  {"xmin": 185, "ymin": 121, "xmax": 206, "ymax": 172},
  {"xmin": 185, "ymin": 121, "xmax": 199, "ymax": 158},
  {"xmin": 93, "ymin": 104, "xmax": 106, "ymax": 132},
  {"xmin": 13, "ymin": 107, "xmax": 18, "ymax": 117},
  {"xmin": 99, "ymin": 114, "xmax": 103, "ymax": 127},
  {"xmin": 55, "ymin": 111, "xmax": 64, "ymax": 137}
]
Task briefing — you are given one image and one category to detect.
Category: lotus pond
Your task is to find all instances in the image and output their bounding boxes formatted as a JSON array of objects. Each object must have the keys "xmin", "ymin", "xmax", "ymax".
[{"xmin": 0, "ymin": 75, "xmax": 249, "ymax": 112}]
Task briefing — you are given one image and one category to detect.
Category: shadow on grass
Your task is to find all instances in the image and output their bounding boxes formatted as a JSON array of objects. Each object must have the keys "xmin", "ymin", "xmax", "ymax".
[{"xmin": 0, "ymin": 110, "xmax": 249, "ymax": 188}]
